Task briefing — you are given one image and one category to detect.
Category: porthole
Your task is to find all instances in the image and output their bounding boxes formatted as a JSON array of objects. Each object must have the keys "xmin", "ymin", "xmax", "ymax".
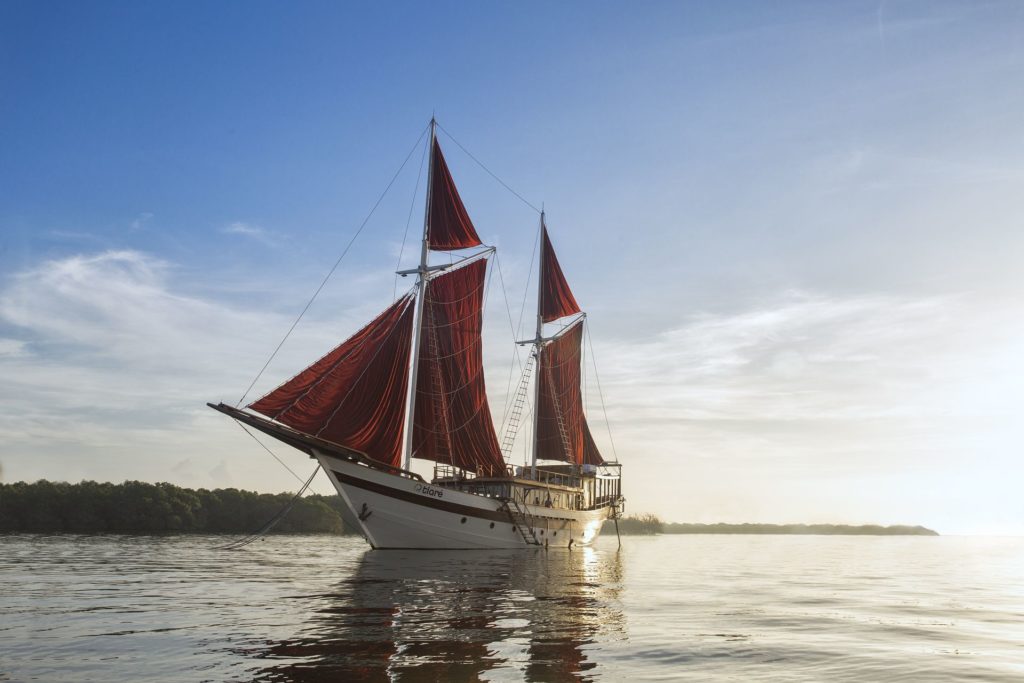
[
  {"xmin": 460, "ymin": 517, "xmax": 467, "ymax": 524},
  {"xmin": 553, "ymin": 531, "xmax": 557, "ymax": 536},
  {"xmin": 489, "ymin": 522, "xmax": 495, "ymax": 528},
  {"xmin": 540, "ymin": 530, "xmax": 545, "ymax": 535}
]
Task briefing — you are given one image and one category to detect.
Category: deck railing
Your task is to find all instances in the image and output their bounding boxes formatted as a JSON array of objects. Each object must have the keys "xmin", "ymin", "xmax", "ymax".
[{"xmin": 432, "ymin": 461, "xmax": 623, "ymax": 513}]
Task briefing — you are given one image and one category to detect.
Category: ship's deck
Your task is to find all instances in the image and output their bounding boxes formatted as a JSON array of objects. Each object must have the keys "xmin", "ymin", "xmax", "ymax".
[{"xmin": 432, "ymin": 463, "xmax": 621, "ymax": 512}]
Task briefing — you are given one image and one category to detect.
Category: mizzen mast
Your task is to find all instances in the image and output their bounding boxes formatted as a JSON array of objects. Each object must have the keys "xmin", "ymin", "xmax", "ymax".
[
  {"xmin": 529, "ymin": 212, "xmax": 546, "ymax": 478},
  {"xmin": 524, "ymin": 216, "xmax": 602, "ymax": 472}
]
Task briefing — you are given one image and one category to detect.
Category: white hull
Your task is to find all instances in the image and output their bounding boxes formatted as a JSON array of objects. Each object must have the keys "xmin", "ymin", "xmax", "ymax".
[{"xmin": 316, "ymin": 452, "xmax": 612, "ymax": 549}]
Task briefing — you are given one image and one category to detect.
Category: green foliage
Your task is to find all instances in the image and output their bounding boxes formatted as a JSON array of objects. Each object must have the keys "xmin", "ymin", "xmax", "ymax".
[
  {"xmin": 0, "ymin": 480, "xmax": 352, "ymax": 534},
  {"xmin": 610, "ymin": 513, "xmax": 663, "ymax": 535}
]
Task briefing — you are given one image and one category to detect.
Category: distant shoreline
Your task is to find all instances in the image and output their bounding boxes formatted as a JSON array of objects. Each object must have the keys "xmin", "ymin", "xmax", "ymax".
[
  {"xmin": 0, "ymin": 480, "xmax": 937, "ymax": 537},
  {"xmin": 604, "ymin": 518, "xmax": 938, "ymax": 536},
  {"xmin": 660, "ymin": 522, "xmax": 936, "ymax": 536}
]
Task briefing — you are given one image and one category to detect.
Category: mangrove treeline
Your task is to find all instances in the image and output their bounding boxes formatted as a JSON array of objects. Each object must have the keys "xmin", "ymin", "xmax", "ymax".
[
  {"xmin": 0, "ymin": 480, "xmax": 937, "ymax": 536},
  {"xmin": 0, "ymin": 480, "xmax": 353, "ymax": 534}
]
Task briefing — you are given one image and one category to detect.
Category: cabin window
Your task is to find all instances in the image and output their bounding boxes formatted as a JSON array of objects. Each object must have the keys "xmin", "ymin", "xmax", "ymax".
[{"xmin": 460, "ymin": 517, "xmax": 467, "ymax": 524}]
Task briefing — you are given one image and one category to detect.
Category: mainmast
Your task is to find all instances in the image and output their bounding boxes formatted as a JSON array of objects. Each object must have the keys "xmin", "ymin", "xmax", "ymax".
[
  {"xmin": 402, "ymin": 118, "xmax": 437, "ymax": 470},
  {"xmin": 244, "ymin": 119, "xmax": 509, "ymax": 475},
  {"xmin": 529, "ymin": 211, "xmax": 546, "ymax": 479}
]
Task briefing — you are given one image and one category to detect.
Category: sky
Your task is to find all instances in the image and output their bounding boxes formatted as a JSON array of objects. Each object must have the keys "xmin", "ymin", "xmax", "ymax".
[{"xmin": 1, "ymin": 1, "xmax": 1022, "ymax": 535}]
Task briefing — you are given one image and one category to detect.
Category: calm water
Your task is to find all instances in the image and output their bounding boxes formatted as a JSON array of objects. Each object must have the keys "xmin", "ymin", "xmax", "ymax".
[{"xmin": 1, "ymin": 534, "xmax": 1022, "ymax": 682}]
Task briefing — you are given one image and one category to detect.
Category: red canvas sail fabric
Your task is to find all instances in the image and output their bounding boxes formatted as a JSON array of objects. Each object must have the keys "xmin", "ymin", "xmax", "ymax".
[
  {"xmin": 539, "ymin": 226, "xmax": 582, "ymax": 323},
  {"xmin": 411, "ymin": 259, "xmax": 505, "ymax": 474},
  {"xmin": 248, "ymin": 295, "xmax": 414, "ymax": 468},
  {"xmin": 427, "ymin": 139, "xmax": 484, "ymax": 251},
  {"xmin": 535, "ymin": 320, "xmax": 604, "ymax": 466}
]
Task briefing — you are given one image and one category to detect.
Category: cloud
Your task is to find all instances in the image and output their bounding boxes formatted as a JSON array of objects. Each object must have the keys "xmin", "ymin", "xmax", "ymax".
[
  {"xmin": 130, "ymin": 212, "xmax": 154, "ymax": 231},
  {"xmin": 0, "ymin": 249, "xmax": 344, "ymax": 492},
  {"xmin": 208, "ymin": 459, "xmax": 232, "ymax": 485},
  {"xmin": 586, "ymin": 289, "xmax": 1023, "ymax": 463},
  {"xmin": 0, "ymin": 338, "xmax": 27, "ymax": 356},
  {"xmin": 1, "ymin": 249, "xmax": 1021, "ymax": 531},
  {"xmin": 221, "ymin": 221, "xmax": 279, "ymax": 246},
  {"xmin": 573, "ymin": 289, "xmax": 1024, "ymax": 532},
  {"xmin": 1, "ymin": 251, "xmax": 258, "ymax": 379}
]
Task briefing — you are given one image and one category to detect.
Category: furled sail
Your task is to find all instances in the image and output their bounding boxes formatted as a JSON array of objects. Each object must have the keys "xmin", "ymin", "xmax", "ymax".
[
  {"xmin": 427, "ymin": 139, "xmax": 484, "ymax": 251},
  {"xmin": 411, "ymin": 258, "xmax": 506, "ymax": 474},
  {"xmin": 535, "ymin": 320, "xmax": 604, "ymax": 466},
  {"xmin": 539, "ymin": 225, "xmax": 581, "ymax": 323},
  {"xmin": 248, "ymin": 295, "xmax": 415, "ymax": 468}
]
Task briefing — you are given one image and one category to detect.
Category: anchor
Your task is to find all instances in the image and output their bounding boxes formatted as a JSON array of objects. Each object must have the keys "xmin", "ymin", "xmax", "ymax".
[{"xmin": 358, "ymin": 502, "xmax": 373, "ymax": 521}]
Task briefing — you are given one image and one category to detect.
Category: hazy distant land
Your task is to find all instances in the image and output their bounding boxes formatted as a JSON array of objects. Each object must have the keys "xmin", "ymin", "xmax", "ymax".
[
  {"xmin": 649, "ymin": 522, "xmax": 937, "ymax": 536},
  {"xmin": 0, "ymin": 481, "xmax": 937, "ymax": 536},
  {"xmin": 608, "ymin": 513, "xmax": 937, "ymax": 536}
]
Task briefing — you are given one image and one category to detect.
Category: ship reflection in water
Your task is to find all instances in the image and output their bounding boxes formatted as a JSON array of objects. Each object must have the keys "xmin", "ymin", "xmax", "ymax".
[{"xmin": 245, "ymin": 547, "xmax": 624, "ymax": 681}]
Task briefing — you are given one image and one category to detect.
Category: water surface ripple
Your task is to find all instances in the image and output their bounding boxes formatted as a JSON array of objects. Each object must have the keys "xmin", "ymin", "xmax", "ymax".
[{"xmin": 1, "ymin": 534, "xmax": 1022, "ymax": 681}]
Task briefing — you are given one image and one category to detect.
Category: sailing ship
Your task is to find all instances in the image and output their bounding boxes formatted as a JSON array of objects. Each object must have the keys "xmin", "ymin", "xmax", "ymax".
[{"xmin": 210, "ymin": 119, "xmax": 623, "ymax": 549}]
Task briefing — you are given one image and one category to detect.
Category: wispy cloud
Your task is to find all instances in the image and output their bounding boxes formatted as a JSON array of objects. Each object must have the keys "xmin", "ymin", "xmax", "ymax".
[
  {"xmin": 0, "ymin": 338, "xmax": 28, "ymax": 357},
  {"xmin": 593, "ymin": 289, "xmax": 1022, "ymax": 429},
  {"xmin": 0, "ymin": 250, "xmax": 338, "ymax": 491},
  {"xmin": 1, "ymin": 249, "xmax": 1021, "ymax": 531},
  {"xmin": 130, "ymin": 212, "xmax": 154, "ymax": 231},
  {"xmin": 221, "ymin": 221, "xmax": 279, "ymax": 246},
  {"xmin": 577, "ymin": 289, "xmax": 1024, "ymax": 530}
]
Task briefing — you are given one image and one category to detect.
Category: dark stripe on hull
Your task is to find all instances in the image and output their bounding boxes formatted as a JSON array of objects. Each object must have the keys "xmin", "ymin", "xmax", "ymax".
[{"xmin": 332, "ymin": 469, "xmax": 578, "ymax": 525}]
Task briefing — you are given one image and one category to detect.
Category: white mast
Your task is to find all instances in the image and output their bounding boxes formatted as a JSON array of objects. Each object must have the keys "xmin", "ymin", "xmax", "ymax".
[
  {"xmin": 401, "ymin": 118, "xmax": 436, "ymax": 471},
  {"xmin": 529, "ymin": 211, "xmax": 545, "ymax": 479}
]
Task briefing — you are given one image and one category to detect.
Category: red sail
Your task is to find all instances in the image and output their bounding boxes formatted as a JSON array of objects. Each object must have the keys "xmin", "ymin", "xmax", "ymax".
[
  {"xmin": 535, "ymin": 320, "xmax": 604, "ymax": 466},
  {"xmin": 428, "ymin": 139, "xmax": 484, "ymax": 251},
  {"xmin": 411, "ymin": 259, "xmax": 505, "ymax": 474},
  {"xmin": 539, "ymin": 226, "xmax": 581, "ymax": 323},
  {"xmin": 248, "ymin": 296, "xmax": 414, "ymax": 468}
]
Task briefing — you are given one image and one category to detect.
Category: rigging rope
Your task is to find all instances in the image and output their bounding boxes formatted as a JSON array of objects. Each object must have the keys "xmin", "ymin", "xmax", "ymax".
[
  {"xmin": 237, "ymin": 123, "xmax": 430, "ymax": 407},
  {"xmin": 435, "ymin": 122, "xmax": 542, "ymax": 215},
  {"xmin": 497, "ymin": 224, "xmax": 542, "ymax": 432},
  {"xmin": 393, "ymin": 134, "xmax": 430, "ymax": 301},
  {"xmin": 494, "ymin": 251, "xmax": 525, "ymax": 427},
  {"xmin": 261, "ymin": 290, "xmax": 415, "ymax": 425},
  {"xmin": 582, "ymin": 318, "xmax": 588, "ymax": 415},
  {"xmin": 517, "ymin": 223, "xmax": 542, "ymax": 339},
  {"xmin": 498, "ymin": 359, "xmax": 531, "ymax": 437},
  {"xmin": 233, "ymin": 420, "xmax": 305, "ymax": 486},
  {"xmin": 216, "ymin": 464, "xmax": 322, "ymax": 551},
  {"xmin": 585, "ymin": 322, "xmax": 620, "ymax": 462}
]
